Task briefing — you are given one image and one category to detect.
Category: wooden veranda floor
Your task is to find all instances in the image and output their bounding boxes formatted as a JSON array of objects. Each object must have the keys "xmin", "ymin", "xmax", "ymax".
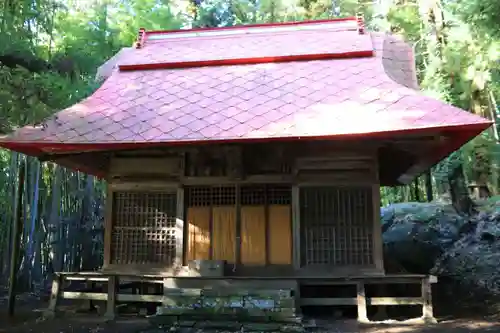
[{"xmin": 44, "ymin": 271, "xmax": 438, "ymax": 324}]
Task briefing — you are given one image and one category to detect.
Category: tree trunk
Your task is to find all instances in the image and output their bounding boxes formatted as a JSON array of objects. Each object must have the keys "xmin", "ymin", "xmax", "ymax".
[
  {"xmin": 425, "ymin": 170, "xmax": 433, "ymax": 202},
  {"xmin": 413, "ymin": 177, "xmax": 420, "ymax": 201},
  {"xmin": 448, "ymin": 164, "xmax": 476, "ymax": 215},
  {"xmin": 421, "ymin": 0, "xmax": 475, "ymax": 213}
]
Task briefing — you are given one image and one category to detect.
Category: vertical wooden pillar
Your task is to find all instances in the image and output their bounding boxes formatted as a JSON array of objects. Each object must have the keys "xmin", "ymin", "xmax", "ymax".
[
  {"xmin": 291, "ymin": 184, "xmax": 301, "ymax": 314},
  {"xmin": 372, "ymin": 183, "xmax": 384, "ymax": 273},
  {"xmin": 7, "ymin": 159, "xmax": 25, "ymax": 317},
  {"xmin": 357, "ymin": 282, "xmax": 368, "ymax": 323},
  {"xmin": 103, "ymin": 185, "xmax": 114, "ymax": 268},
  {"xmin": 264, "ymin": 185, "xmax": 270, "ymax": 266},
  {"xmin": 176, "ymin": 186, "xmax": 185, "ymax": 267},
  {"xmin": 235, "ymin": 183, "xmax": 242, "ymax": 269},
  {"xmin": 162, "ymin": 277, "xmax": 172, "ymax": 307},
  {"xmin": 422, "ymin": 277, "xmax": 436, "ymax": 323},
  {"xmin": 45, "ymin": 273, "xmax": 62, "ymax": 318},
  {"xmin": 293, "ymin": 283, "xmax": 301, "ymax": 315},
  {"xmin": 291, "ymin": 185, "xmax": 300, "ymax": 270},
  {"xmin": 208, "ymin": 203, "xmax": 214, "ymax": 260},
  {"xmin": 371, "ymin": 155, "xmax": 387, "ymax": 320},
  {"xmin": 105, "ymin": 275, "xmax": 118, "ymax": 321},
  {"xmin": 372, "ymin": 155, "xmax": 384, "ymax": 274}
]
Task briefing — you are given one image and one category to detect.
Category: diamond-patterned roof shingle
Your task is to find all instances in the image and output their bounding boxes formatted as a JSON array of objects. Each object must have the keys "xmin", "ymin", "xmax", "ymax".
[
  {"xmin": 119, "ymin": 22, "xmax": 373, "ymax": 69},
  {"xmin": 0, "ymin": 18, "xmax": 492, "ymax": 166}
]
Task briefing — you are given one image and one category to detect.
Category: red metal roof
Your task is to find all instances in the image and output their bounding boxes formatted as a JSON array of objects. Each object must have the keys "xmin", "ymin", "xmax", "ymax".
[
  {"xmin": 0, "ymin": 18, "xmax": 491, "ymax": 163},
  {"xmin": 119, "ymin": 20, "xmax": 373, "ymax": 70}
]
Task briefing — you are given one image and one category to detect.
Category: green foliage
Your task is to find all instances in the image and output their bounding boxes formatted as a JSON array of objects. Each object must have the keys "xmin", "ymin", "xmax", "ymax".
[
  {"xmin": 451, "ymin": 0, "xmax": 500, "ymax": 38},
  {"xmin": 382, "ymin": 0, "xmax": 499, "ymax": 200},
  {"xmin": 0, "ymin": 0, "xmax": 499, "ymax": 283},
  {"xmin": 0, "ymin": 0, "xmax": 498, "ymax": 183}
]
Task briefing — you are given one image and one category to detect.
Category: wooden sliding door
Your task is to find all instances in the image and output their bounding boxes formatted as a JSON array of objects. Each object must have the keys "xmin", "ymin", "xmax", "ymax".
[{"xmin": 185, "ymin": 185, "xmax": 292, "ymax": 267}]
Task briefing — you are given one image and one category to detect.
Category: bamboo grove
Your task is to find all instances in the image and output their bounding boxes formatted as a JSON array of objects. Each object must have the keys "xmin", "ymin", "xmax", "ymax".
[
  {"xmin": 0, "ymin": 0, "xmax": 499, "ymax": 289},
  {"xmin": 0, "ymin": 152, "xmax": 106, "ymax": 291}
]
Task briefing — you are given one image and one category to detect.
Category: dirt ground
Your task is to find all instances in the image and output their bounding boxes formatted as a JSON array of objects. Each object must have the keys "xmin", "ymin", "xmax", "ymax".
[
  {"xmin": 1, "ymin": 302, "xmax": 500, "ymax": 333},
  {"xmin": 1, "ymin": 313, "xmax": 500, "ymax": 333},
  {"xmin": 1, "ymin": 286, "xmax": 500, "ymax": 333}
]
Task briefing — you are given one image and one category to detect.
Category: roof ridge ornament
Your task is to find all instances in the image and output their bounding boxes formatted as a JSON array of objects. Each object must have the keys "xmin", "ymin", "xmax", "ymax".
[
  {"xmin": 356, "ymin": 13, "xmax": 365, "ymax": 35},
  {"xmin": 135, "ymin": 28, "xmax": 147, "ymax": 49}
]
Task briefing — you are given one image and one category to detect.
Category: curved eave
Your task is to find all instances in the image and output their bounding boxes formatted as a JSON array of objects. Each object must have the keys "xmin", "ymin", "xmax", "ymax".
[
  {"xmin": 0, "ymin": 121, "xmax": 491, "ymax": 179},
  {"xmin": 397, "ymin": 123, "xmax": 492, "ymax": 185},
  {"xmin": 0, "ymin": 121, "xmax": 490, "ymax": 149}
]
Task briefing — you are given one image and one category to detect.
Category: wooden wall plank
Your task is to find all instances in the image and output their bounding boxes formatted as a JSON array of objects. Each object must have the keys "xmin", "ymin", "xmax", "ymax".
[
  {"xmin": 109, "ymin": 156, "xmax": 181, "ymax": 178},
  {"xmin": 212, "ymin": 206, "xmax": 236, "ymax": 263},
  {"xmin": 240, "ymin": 206, "xmax": 266, "ymax": 265},
  {"xmin": 186, "ymin": 207, "xmax": 211, "ymax": 261},
  {"xmin": 268, "ymin": 205, "xmax": 292, "ymax": 265}
]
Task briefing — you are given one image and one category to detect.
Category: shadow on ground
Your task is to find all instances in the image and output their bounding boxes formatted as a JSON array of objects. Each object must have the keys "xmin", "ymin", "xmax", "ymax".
[
  {"xmin": 1, "ymin": 308, "xmax": 500, "ymax": 333},
  {"xmin": 1, "ymin": 284, "xmax": 500, "ymax": 333}
]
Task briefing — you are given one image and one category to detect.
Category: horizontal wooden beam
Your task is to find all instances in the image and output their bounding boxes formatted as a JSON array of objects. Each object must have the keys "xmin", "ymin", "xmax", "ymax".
[
  {"xmin": 299, "ymin": 275, "xmax": 437, "ymax": 285},
  {"xmin": 61, "ymin": 293, "xmax": 426, "ymax": 306},
  {"xmin": 109, "ymin": 156, "xmax": 182, "ymax": 178},
  {"xmin": 61, "ymin": 288, "xmax": 294, "ymax": 302},
  {"xmin": 38, "ymin": 150, "xmax": 112, "ymax": 161},
  {"xmin": 61, "ymin": 292, "xmax": 167, "ymax": 303},
  {"xmin": 295, "ymin": 159, "xmax": 374, "ymax": 171},
  {"xmin": 182, "ymin": 175, "xmax": 377, "ymax": 186},
  {"xmin": 299, "ymin": 297, "xmax": 424, "ymax": 306},
  {"xmin": 64, "ymin": 276, "xmax": 109, "ymax": 282},
  {"xmin": 62, "ymin": 292, "xmax": 108, "ymax": 301},
  {"xmin": 108, "ymin": 181, "xmax": 180, "ymax": 191},
  {"xmin": 56, "ymin": 271, "xmax": 436, "ymax": 282},
  {"xmin": 58, "ymin": 271, "xmax": 164, "ymax": 284},
  {"xmin": 181, "ymin": 175, "xmax": 293, "ymax": 185},
  {"xmin": 107, "ymin": 175, "xmax": 294, "ymax": 187},
  {"xmin": 381, "ymin": 135, "xmax": 445, "ymax": 144}
]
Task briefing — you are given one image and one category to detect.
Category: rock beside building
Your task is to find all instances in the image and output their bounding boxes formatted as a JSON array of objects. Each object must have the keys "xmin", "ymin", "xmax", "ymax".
[{"xmin": 382, "ymin": 198, "xmax": 500, "ymax": 296}]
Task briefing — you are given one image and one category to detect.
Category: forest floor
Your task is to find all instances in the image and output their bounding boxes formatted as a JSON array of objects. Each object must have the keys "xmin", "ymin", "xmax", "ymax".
[{"xmin": 1, "ymin": 285, "xmax": 500, "ymax": 333}]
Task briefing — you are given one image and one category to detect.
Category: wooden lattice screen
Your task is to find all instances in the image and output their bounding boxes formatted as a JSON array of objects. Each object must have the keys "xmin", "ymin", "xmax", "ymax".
[
  {"xmin": 300, "ymin": 186, "xmax": 374, "ymax": 267},
  {"xmin": 185, "ymin": 185, "xmax": 291, "ymax": 209},
  {"xmin": 187, "ymin": 186, "xmax": 236, "ymax": 207},
  {"xmin": 186, "ymin": 186, "xmax": 237, "ymax": 262},
  {"xmin": 186, "ymin": 185, "xmax": 291, "ymax": 264},
  {"xmin": 111, "ymin": 191, "xmax": 177, "ymax": 265},
  {"xmin": 240, "ymin": 185, "xmax": 291, "ymax": 206}
]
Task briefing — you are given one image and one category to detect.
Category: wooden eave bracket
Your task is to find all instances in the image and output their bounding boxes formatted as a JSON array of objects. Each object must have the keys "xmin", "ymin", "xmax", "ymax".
[{"xmin": 38, "ymin": 151, "xmax": 92, "ymax": 162}]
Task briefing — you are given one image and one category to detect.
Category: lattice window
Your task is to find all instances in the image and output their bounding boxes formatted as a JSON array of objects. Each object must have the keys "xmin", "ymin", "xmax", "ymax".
[
  {"xmin": 111, "ymin": 191, "xmax": 177, "ymax": 265},
  {"xmin": 241, "ymin": 186, "xmax": 265, "ymax": 205},
  {"xmin": 186, "ymin": 185, "xmax": 291, "ymax": 207},
  {"xmin": 186, "ymin": 186, "xmax": 213, "ymax": 207},
  {"xmin": 300, "ymin": 186, "xmax": 374, "ymax": 267},
  {"xmin": 186, "ymin": 186, "xmax": 237, "ymax": 207},
  {"xmin": 267, "ymin": 185, "xmax": 292, "ymax": 205}
]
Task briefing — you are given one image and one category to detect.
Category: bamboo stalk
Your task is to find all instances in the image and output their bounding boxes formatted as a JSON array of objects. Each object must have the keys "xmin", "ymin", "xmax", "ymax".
[
  {"xmin": 26, "ymin": 159, "xmax": 40, "ymax": 287},
  {"xmin": 7, "ymin": 158, "xmax": 26, "ymax": 317}
]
